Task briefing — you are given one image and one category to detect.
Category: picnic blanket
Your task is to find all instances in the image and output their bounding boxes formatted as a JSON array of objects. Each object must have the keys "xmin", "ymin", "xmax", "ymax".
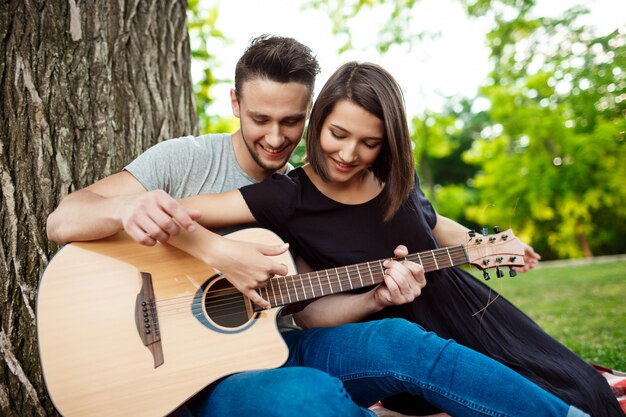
[{"xmin": 594, "ymin": 364, "xmax": 626, "ymax": 413}]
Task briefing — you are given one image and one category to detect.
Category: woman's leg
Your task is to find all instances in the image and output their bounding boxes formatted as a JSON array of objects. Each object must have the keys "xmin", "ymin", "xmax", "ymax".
[
  {"xmin": 189, "ymin": 367, "xmax": 375, "ymax": 417},
  {"xmin": 282, "ymin": 319, "xmax": 588, "ymax": 417}
]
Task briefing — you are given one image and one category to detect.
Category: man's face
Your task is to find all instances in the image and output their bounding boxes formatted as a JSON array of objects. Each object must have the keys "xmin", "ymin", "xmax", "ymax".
[{"xmin": 231, "ymin": 79, "xmax": 311, "ymax": 174}]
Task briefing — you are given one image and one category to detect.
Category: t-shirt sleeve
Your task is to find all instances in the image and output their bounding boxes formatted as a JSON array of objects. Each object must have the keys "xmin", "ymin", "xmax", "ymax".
[
  {"xmin": 414, "ymin": 172, "xmax": 438, "ymax": 229},
  {"xmin": 124, "ymin": 136, "xmax": 194, "ymax": 194},
  {"xmin": 239, "ymin": 173, "xmax": 298, "ymax": 233}
]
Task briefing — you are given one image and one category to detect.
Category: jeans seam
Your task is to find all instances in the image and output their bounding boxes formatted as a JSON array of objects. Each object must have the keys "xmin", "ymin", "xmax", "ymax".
[{"xmin": 339, "ymin": 371, "xmax": 508, "ymax": 417}]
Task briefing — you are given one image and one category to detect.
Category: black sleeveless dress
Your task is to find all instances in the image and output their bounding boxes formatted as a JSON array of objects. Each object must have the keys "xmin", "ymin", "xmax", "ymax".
[{"xmin": 240, "ymin": 168, "xmax": 623, "ymax": 417}]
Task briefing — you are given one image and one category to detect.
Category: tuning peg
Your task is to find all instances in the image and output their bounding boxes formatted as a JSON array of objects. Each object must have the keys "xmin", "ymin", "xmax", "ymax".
[
  {"xmin": 468, "ymin": 230, "xmax": 476, "ymax": 237},
  {"xmin": 483, "ymin": 270, "xmax": 490, "ymax": 280},
  {"xmin": 481, "ymin": 227, "xmax": 489, "ymax": 235},
  {"xmin": 509, "ymin": 267, "xmax": 517, "ymax": 277},
  {"xmin": 493, "ymin": 226, "xmax": 500, "ymax": 233},
  {"xmin": 496, "ymin": 267, "xmax": 505, "ymax": 278}
]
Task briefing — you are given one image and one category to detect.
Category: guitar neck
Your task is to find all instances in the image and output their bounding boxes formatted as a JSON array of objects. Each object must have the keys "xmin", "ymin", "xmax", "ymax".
[{"xmin": 257, "ymin": 245, "xmax": 468, "ymax": 310}]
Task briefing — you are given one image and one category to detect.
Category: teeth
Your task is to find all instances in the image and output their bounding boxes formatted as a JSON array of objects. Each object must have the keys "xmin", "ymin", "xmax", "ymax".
[{"xmin": 261, "ymin": 145, "xmax": 286, "ymax": 154}]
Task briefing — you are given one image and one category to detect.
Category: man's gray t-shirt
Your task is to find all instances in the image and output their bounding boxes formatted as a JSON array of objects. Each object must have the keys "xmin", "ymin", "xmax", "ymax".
[{"xmin": 125, "ymin": 133, "xmax": 256, "ymax": 197}]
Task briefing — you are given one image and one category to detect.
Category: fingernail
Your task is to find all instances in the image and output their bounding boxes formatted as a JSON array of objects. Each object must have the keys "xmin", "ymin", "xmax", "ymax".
[{"xmin": 188, "ymin": 225, "xmax": 196, "ymax": 232}]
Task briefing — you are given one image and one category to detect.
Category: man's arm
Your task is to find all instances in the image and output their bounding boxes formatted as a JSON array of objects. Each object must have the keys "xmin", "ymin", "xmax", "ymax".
[
  {"xmin": 46, "ymin": 171, "xmax": 199, "ymax": 245},
  {"xmin": 294, "ymin": 245, "xmax": 426, "ymax": 328}
]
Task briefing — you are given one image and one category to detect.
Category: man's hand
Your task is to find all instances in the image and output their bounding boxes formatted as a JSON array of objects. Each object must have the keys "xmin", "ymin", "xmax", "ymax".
[
  {"xmin": 209, "ymin": 237, "xmax": 290, "ymax": 309},
  {"xmin": 118, "ymin": 190, "xmax": 201, "ymax": 246},
  {"xmin": 372, "ymin": 245, "xmax": 426, "ymax": 308}
]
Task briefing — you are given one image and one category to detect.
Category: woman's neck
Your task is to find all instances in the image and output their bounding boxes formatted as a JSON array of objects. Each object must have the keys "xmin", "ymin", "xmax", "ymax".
[{"xmin": 302, "ymin": 165, "xmax": 383, "ymax": 205}]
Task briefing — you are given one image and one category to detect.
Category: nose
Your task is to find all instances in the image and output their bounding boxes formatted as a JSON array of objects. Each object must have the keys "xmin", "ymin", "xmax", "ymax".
[
  {"xmin": 264, "ymin": 123, "xmax": 286, "ymax": 148},
  {"xmin": 339, "ymin": 141, "xmax": 358, "ymax": 163}
]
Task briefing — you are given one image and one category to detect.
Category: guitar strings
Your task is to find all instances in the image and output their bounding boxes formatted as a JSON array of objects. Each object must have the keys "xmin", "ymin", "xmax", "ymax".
[{"xmin": 152, "ymin": 246, "xmax": 471, "ymax": 317}]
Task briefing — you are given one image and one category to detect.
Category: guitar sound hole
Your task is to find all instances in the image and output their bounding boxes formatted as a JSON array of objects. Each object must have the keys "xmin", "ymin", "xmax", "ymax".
[{"xmin": 204, "ymin": 278, "xmax": 250, "ymax": 328}]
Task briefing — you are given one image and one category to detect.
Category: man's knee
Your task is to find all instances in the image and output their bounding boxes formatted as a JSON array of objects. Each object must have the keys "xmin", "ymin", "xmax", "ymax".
[{"xmin": 196, "ymin": 367, "xmax": 353, "ymax": 417}]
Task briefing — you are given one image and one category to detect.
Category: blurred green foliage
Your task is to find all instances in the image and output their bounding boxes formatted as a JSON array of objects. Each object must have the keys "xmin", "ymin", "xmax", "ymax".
[
  {"xmin": 188, "ymin": 1, "xmax": 625, "ymax": 259},
  {"xmin": 305, "ymin": 0, "xmax": 626, "ymax": 259},
  {"xmin": 187, "ymin": 0, "xmax": 239, "ymax": 134}
]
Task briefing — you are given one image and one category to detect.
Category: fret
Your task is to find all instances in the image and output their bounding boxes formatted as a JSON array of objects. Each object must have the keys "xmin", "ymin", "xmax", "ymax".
[
  {"xmin": 416, "ymin": 252, "xmax": 423, "ymax": 266},
  {"xmin": 446, "ymin": 247, "xmax": 453, "ymax": 266},
  {"xmin": 290, "ymin": 275, "xmax": 300, "ymax": 301},
  {"xmin": 265, "ymin": 286, "xmax": 275, "ymax": 307},
  {"xmin": 356, "ymin": 264, "xmax": 364, "ymax": 287},
  {"xmin": 316, "ymin": 271, "xmax": 325, "ymax": 296},
  {"xmin": 307, "ymin": 273, "xmax": 315, "ymax": 298},
  {"xmin": 298, "ymin": 274, "xmax": 307, "ymax": 299},
  {"xmin": 345, "ymin": 266, "xmax": 354, "ymax": 289},
  {"xmin": 258, "ymin": 286, "xmax": 267, "ymax": 306},
  {"xmin": 324, "ymin": 270, "xmax": 333, "ymax": 294},
  {"xmin": 431, "ymin": 250, "xmax": 439, "ymax": 269},
  {"xmin": 336, "ymin": 268, "xmax": 343, "ymax": 292},
  {"xmin": 270, "ymin": 278, "xmax": 282, "ymax": 306},
  {"xmin": 367, "ymin": 262, "xmax": 374, "ymax": 284},
  {"xmin": 284, "ymin": 276, "xmax": 292, "ymax": 304}
]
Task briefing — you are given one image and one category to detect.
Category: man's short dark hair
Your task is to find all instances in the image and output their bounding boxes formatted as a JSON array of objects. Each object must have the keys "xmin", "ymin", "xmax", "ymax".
[{"xmin": 234, "ymin": 34, "xmax": 320, "ymax": 99}]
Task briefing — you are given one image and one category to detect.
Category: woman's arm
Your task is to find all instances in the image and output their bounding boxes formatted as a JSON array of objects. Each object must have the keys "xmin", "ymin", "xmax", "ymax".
[
  {"xmin": 167, "ymin": 190, "xmax": 288, "ymax": 309},
  {"xmin": 294, "ymin": 245, "xmax": 426, "ymax": 328},
  {"xmin": 180, "ymin": 190, "xmax": 256, "ymax": 228},
  {"xmin": 433, "ymin": 214, "xmax": 541, "ymax": 272}
]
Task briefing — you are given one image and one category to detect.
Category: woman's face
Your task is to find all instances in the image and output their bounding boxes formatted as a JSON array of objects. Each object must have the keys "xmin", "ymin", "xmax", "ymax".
[{"xmin": 319, "ymin": 99, "xmax": 385, "ymax": 186}]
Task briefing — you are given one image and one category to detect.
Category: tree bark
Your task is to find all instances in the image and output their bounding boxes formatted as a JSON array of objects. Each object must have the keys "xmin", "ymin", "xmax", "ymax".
[{"xmin": 0, "ymin": 1, "xmax": 197, "ymax": 415}]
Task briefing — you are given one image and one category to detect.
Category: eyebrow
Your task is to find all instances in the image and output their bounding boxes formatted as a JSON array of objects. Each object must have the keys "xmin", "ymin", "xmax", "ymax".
[
  {"xmin": 329, "ymin": 123, "xmax": 384, "ymax": 141},
  {"xmin": 247, "ymin": 110, "xmax": 307, "ymax": 121}
]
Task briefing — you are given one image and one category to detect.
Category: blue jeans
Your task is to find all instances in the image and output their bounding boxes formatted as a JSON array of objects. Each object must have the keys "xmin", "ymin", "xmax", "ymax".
[
  {"xmin": 187, "ymin": 367, "xmax": 374, "ymax": 417},
  {"xmin": 192, "ymin": 318, "xmax": 588, "ymax": 417}
]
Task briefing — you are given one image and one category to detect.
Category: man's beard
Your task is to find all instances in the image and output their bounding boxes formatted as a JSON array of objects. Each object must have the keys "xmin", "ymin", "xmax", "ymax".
[{"xmin": 240, "ymin": 125, "xmax": 288, "ymax": 174}]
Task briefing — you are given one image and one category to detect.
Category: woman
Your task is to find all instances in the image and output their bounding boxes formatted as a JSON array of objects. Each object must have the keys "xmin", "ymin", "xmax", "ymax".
[{"xmin": 176, "ymin": 62, "xmax": 613, "ymax": 416}]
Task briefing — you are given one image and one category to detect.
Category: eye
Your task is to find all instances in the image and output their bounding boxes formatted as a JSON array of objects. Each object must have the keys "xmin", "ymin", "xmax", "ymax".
[
  {"xmin": 281, "ymin": 119, "xmax": 300, "ymax": 127},
  {"xmin": 253, "ymin": 119, "xmax": 268, "ymax": 125},
  {"xmin": 363, "ymin": 141, "xmax": 382, "ymax": 149},
  {"xmin": 330, "ymin": 130, "xmax": 346, "ymax": 140}
]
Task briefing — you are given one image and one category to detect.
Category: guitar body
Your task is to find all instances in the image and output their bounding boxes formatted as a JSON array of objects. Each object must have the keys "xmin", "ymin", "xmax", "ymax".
[{"xmin": 37, "ymin": 228, "xmax": 293, "ymax": 417}]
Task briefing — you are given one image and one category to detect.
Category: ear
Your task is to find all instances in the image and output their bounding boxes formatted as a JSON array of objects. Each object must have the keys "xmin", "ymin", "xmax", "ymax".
[{"xmin": 230, "ymin": 88, "xmax": 240, "ymax": 118}]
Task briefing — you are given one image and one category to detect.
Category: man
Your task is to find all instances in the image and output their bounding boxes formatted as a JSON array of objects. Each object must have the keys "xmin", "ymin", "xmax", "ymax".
[{"xmin": 47, "ymin": 35, "xmax": 416, "ymax": 417}]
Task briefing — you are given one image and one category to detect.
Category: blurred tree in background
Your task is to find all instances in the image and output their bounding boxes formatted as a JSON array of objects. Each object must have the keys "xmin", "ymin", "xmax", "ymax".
[
  {"xmin": 303, "ymin": 0, "xmax": 626, "ymax": 259},
  {"xmin": 187, "ymin": 0, "xmax": 239, "ymax": 134}
]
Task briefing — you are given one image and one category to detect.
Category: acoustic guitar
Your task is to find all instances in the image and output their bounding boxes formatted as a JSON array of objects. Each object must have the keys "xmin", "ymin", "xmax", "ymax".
[{"xmin": 37, "ymin": 227, "xmax": 524, "ymax": 416}]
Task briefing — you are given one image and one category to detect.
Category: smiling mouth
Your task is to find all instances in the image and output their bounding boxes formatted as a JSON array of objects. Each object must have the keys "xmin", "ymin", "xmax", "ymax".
[
  {"xmin": 259, "ymin": 143, "xmax": 290, "ymax": 157},
  {"xmin": 331, "ymin": 158, "xmax": 356, "ymax": 172}
]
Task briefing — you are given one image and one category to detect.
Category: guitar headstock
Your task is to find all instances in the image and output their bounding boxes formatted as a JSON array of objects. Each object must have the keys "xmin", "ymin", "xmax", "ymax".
[{"xmin": 465, "ymin": 228, "xmax": 525, "ymax": 278}]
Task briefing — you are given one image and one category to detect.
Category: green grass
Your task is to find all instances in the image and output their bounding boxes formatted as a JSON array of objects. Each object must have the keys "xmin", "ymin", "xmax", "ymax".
[{"xmin": 472, "ymin": 259, "xmax": 626, "ymax": 370}]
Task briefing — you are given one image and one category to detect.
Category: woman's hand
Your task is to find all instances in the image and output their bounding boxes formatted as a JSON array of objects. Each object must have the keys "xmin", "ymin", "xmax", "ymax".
[
  {"xmin": 372, "ymin": 245, "xmax": 426, "ymax": 308},
  {"xmin": 513, "ymin": 242, "xmax": 541, "ymax": 273}
]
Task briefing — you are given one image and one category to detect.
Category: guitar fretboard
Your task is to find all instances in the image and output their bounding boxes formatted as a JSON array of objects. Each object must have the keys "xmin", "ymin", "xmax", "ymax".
[{"xmin": 256, "ymin": 245, "xmax": 468, "ymax": 310}]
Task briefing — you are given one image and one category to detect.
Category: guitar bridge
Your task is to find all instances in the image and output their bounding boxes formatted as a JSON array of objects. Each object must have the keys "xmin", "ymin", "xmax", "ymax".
[{"xmin": 135, "ymin": 272, "xmax": 164, "ymax": 368}]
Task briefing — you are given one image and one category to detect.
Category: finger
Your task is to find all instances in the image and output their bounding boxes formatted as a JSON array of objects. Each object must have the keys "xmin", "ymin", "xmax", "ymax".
[
  {"xmin": 257, "ymin": 242, "xmax": 290, "ymax": 257},
  {"xmin": 161, "ymin": 199, "xmax": 197, "ymax": 233},
  {"xmin": 384, "ymin": 260, "xmax": 412, "ymax": 291},
  {"xmin": 246, "ymin": 289, "xmax": 270, "ymax": 310},
  {"xmin": 186, "ymin": 208, "xmax": 202, "ymax": 221},
  {"xmin": 141, "ymin": 217, "xmax": 172, "ymax": 242},
  {"xmin": 402, "ymin": 260, "xmax": 426, "ymax": 287},
  {"xmin": 393, "ymin": 244, "xmax": 409, "ymax": 258},
  {"xmin": 266, "ymin": 261, "xmax": 289, "ymax": 277},
  {"xmin": 148, "ymin": 208, "xmax": 181, "ymax": 237},
  {"xmin": 382, "ymin": 273, "xmax": 401, "ymax": 296},
  {"xmin": 126, "ymin": 223, "xmax": 157, "ymax": 246}
]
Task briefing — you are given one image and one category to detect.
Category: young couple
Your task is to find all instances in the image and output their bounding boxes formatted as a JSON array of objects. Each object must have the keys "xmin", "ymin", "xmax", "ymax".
[{"xmin": 47, "ymin": 35, "xmax": 620, "ymax": 417}]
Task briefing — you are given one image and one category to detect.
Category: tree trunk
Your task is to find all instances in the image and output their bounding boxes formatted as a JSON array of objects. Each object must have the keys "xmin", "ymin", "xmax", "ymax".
[{"xmin": 0, "ymin": 1, "xmax": 197, "ymax": 415}]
